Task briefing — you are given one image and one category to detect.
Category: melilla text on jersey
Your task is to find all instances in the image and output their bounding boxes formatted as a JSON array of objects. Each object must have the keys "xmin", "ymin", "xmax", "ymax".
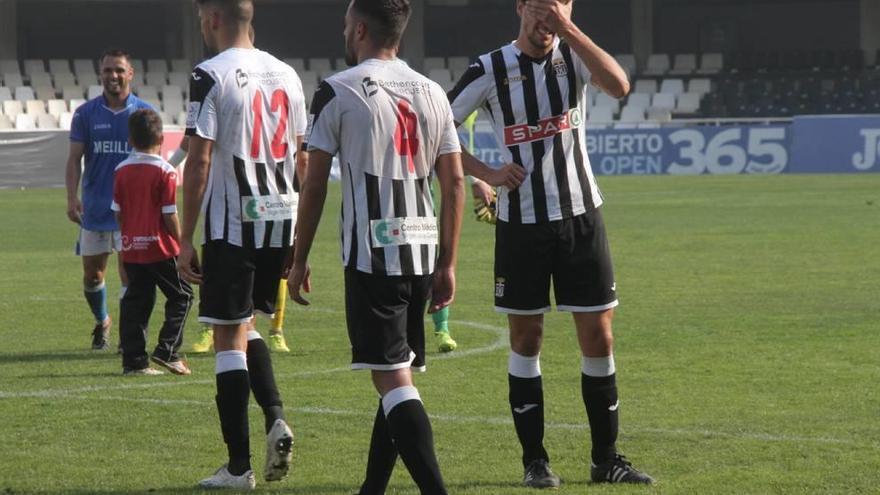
[{"xmin": 93, "ymin": 140, "xmax": 133, "ymax": 155}]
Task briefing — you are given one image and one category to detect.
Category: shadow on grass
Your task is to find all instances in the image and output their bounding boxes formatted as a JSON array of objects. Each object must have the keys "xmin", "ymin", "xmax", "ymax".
[{"xmin": 0, "ymin": 350, "xmax": 119, "ymax": 366}]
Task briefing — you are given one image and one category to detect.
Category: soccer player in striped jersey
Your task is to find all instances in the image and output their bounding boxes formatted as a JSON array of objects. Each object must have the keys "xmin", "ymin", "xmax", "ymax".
[
  {"xmin": 289, "ymin": 1, "xmax": 464, "ymax": 493},
  {"xmin": 178, "ymin": 0, "xmax": 307, "ymax": 489},
  {"xmin": 447, "ymin": 0, "xmax": 655, "ymax": 487},
  {"xmin": 65, "ymin": 48, "xmax": 154, "ymax": 351}
]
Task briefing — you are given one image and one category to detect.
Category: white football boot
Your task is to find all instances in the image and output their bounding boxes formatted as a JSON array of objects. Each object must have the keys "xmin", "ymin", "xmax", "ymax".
[
  {"xmin": 264, "ymin": 419, "xmax": 294, "ymax": 481},
  {"xmin": 198, "ymin": 464, "xmax": 256, "ymax": 490}
]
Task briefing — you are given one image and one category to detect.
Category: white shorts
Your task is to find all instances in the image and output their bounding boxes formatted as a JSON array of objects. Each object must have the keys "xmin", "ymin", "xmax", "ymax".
[{"xmin": 75, "ymin": 228, "xmax": 121, "ymax": 257}]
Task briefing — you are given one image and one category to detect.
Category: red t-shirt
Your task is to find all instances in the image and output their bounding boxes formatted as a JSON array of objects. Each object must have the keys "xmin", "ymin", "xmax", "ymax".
[{"xmin": 111, "ymin": 152, "xmax": 180, "ymax": 264}]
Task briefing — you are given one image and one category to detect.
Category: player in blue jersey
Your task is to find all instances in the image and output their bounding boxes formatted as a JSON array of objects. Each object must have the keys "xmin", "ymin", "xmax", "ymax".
[{"xmin": 65, "ymin": 48, "xmax": 155, "ymax": 350}]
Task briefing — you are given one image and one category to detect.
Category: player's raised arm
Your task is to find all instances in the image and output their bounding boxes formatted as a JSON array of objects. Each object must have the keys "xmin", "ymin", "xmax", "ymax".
[
  {"xmin": 526, "ymin": 0, "xmax": 629, "ymax": 98},
  {"xmin": 65, "ymin": 142, "xmax": 86, "ymax": 224}
]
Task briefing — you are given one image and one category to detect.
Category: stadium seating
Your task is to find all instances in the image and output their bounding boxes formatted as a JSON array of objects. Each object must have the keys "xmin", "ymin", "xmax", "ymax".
[
  {"xmin": 0, "ymin": 59, "xmax": 19, "ymax": 76},
  {"xmin": 170, "ymin": 59, "xmax": 192, "ymax": 73},
  {"xmin": 168, "ymin": 72, "xmax": 189, "ymax": 93},
  {"xmin": 23, "ymin": 59, "xmax": 46, "ymax": 77},
  {"xmin": 650, "ymin": 93, "xmax": 676, "ymax": 111},
  {"xmin": 0, "ymin": 50, "xmax": 876, "ymax": 132},
  {"xmin": 15, "ymin": 113, "xmax": 35, "ymax": 130},
  {"xmin": 147, "ymin": 59, "xmax": 169, "ymax": 75},
  {"xmin": 62, "ymin": 86, "xmax": 83, "ymax": 101},
  {"xmin": 49, "ymin": 59, "xmax": 72, "ymax": 75},
  {"xmin": 25, "ymin": 100, "xmax": 45, "ymax": 115},
  {"xmin": 58, "ymin": 112, "xmax": 73, "ymax": 130},
  {"xmin": 424, "ymin": 57, "xmax": 446, "ymax": 72},
  {"xmin": 0, "ymin": 113, "xmax": 11, "ymax": 129},
  {"xmin": 36, "ymin": 113, "xmax": 58, "ymax": 129},
  {"xmin": 87, "ymin": 85, "xmax": 102, "ymax": 100},
  {"xmin": 633, "ymin": 79, "xmax": 657, "ymax": 95},
  {"xmin": 674, "ymin": 92, "xmax": 702, "ymax": 115},
  {"xmin": 14, "ymin": 86, "xmax": 35, "ymax": 102},
  {"xmin": 284, "ymin": 58, "xmax": 306, "ymax": 72},
  {"xmin": 34, "ymin": 86, "xmax": 56, "ymax": 101},
  {"xmin": 3, "ymin": 99, "xmax": 23, "ymax": 119},
  {"xmin": 308, "ymin": 58, "xmax": 332, "ymax": 73},
  {"xmin": 659, "ymin": 78, "xmax": 685, "ymax": 95},
  {"xmin": 73, "ymin": 59, "xmax": 95, "ymax": 80},
  {"xmin": 587, "ymin": 105, "xmax": 614, "ymax": 128},
  {"xmin": 3, "ymin": 73, "xmax": 23, "ymax": 89},
  {"xmin": 146, "ymin": 72, "xmax": 168, "ymax": 87},
  {"xmin": 669, "ymin": 54, "xmax": 696, "ymax": 76},
  {"xmin": 626, "ymin": 92, "xmax": 651, "ymax": 109},
  {"xmin": 615, "ymin": 54, "xmax": 637, "ymax": 77},
  {"xmin": 642, "ymin": 54, "xmax": 670, "ymax": 76},
  {"xmin": 47, "ymin": 99, "xmax": 67, "ymax": 119}
]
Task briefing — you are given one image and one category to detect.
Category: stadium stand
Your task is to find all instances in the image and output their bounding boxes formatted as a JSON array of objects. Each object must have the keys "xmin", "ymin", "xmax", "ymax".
[
  {"xmin": 0, "ymin": 50, "xmax": 877, "ymax": 131},
  {"xmin": 0, "ymin": 113, "xmax": 11, "ymax": 129}
]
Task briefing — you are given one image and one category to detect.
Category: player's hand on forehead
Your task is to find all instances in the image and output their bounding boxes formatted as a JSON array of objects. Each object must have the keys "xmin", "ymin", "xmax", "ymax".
[{"xmin": 526, "ymin": 0, "xmax": 573, "ymax": 26}]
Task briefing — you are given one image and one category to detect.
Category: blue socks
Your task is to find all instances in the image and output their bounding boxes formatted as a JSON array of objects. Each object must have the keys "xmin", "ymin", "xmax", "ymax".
[{"xmin": 84, "ymin": 282, "xmax": 108, "ymax": 324}]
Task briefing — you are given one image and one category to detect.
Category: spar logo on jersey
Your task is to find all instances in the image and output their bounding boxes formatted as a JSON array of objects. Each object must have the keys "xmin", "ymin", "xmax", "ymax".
[
  {"xmin": 503, "ymin": 108, "xmax": 582, "ymax": 146},
  {"xmin": 236, "ymin": 69, "xmax": 249, "ymax": 88},
  {"xmin": 362, "ymin": 77, "xmax": 378, "ymax": 97}
]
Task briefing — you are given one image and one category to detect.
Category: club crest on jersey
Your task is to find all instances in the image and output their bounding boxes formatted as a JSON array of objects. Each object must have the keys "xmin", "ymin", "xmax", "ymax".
[
  {"xmin": 495, "ymin": 278, "xmax": 505, "ymax": 298},
  {"xmin": 235, "ymin": 69, "xmax": 249, "ymax": 88},
  {"xmin": 552, "ymin": 59, "xmax": 568, "ymax": 77},
  {"xmin": 362, "ymin": 77, "xmax": 378, "ymax": 97},
  {"xmin": 504, "ymin": 108, "xmax": 582, "ymax": 145}
]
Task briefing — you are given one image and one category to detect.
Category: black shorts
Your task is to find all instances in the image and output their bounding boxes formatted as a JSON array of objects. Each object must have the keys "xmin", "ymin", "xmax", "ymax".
[
  {"xmin": 494, "ymin": 208, "xmax": 618, "ymax": 314},
  {"xmin": 198, "ymin": 240, "xmax": 287, "ymax": 325},
  {"xmin": 344, "ymin": 267, "xmax": 431, "ymax": 371}
]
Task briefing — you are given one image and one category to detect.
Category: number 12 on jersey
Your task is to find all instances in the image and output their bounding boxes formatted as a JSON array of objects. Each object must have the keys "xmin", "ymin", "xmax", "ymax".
[{"xmin": 250, "ymin": 89, "xmax": 290, "ymax": 160}]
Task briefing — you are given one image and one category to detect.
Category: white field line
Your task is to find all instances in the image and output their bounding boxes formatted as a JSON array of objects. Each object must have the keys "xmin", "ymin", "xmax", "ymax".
[
  {"xmin": 0, "ymin": 319, "xmax": 868, "ymax": 448},
  {"xmin": 0, "ymin": 320, "xmax": 504, "ymax": 399}
]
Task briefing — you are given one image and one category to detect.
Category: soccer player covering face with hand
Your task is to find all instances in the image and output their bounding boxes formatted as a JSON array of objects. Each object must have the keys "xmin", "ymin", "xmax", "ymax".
[
  {"xmin": 288, "ymin": 1, "xmax": 465, "ymax": 493},
  {"xmin": 179, "ymin": 0, "xmax": 308, "ymax": 489},
  {"xmin": 447, "ymin": 0, "xmax": 655, "ymax": 487}
]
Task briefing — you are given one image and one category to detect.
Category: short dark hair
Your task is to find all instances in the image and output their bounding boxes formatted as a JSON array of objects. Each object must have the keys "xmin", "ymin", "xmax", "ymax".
[
  {"xmin": 100, "ymin": 48, "xmax": 131, "ymax": 65},
  {"xmin": 194, "ymin": 0, "xmax": 253, "ymax": 23},
  {"xmin": 128, "ymin": 109, "xmax": 164, "ymax": 150},
  {"xmin": 351, "ymin": 0, "xmax": 411, "ymax": 48}
]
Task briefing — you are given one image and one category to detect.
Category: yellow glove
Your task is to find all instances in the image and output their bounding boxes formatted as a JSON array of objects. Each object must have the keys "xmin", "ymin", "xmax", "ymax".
[{"xmin": 473, "ymin": 190, "xmax": 497, "ymax": 225}]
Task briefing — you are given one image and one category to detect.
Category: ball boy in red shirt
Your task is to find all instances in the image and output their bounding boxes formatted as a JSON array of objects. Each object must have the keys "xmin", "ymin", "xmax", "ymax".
[{"xmin": 112, "ymin": 109, "xmax": 193, "ymax": 376}]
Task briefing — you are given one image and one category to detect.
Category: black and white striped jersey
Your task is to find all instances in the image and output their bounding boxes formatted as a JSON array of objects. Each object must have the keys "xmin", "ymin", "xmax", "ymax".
[
  {"xmin": 449, "ymin": 39, "xmax": 603, "ymax": 224},
  {"xmin": 186, "ymin": 48, "xmax": 308, "ymax": 249},
  {"xmin": 305, "ymin": 58, "xmax": 460, "ymax": 276}
]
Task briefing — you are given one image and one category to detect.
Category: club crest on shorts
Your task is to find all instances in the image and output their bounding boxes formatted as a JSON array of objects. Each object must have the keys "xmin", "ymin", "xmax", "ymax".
[{"xmin": 495, "ymin": 277, "xmax": 505, "ymax": 297}]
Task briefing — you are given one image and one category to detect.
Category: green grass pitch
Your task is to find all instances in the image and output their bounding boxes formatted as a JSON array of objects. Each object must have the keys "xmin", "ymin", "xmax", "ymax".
[{"xmin": 0, "ymin": 174, "xmax": 878, "ymax": 494}]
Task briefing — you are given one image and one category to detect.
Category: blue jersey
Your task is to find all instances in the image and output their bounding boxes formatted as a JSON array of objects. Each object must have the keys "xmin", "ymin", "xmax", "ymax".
[{"xmin": 70, "ymin": 93, "xmax": 155, "ymax": 231}]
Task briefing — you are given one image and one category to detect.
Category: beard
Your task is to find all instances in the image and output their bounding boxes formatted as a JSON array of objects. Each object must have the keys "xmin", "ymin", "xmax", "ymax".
[{"xmin": 344, "ymin": 36, "xmax": 358, "ymax": 67}]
